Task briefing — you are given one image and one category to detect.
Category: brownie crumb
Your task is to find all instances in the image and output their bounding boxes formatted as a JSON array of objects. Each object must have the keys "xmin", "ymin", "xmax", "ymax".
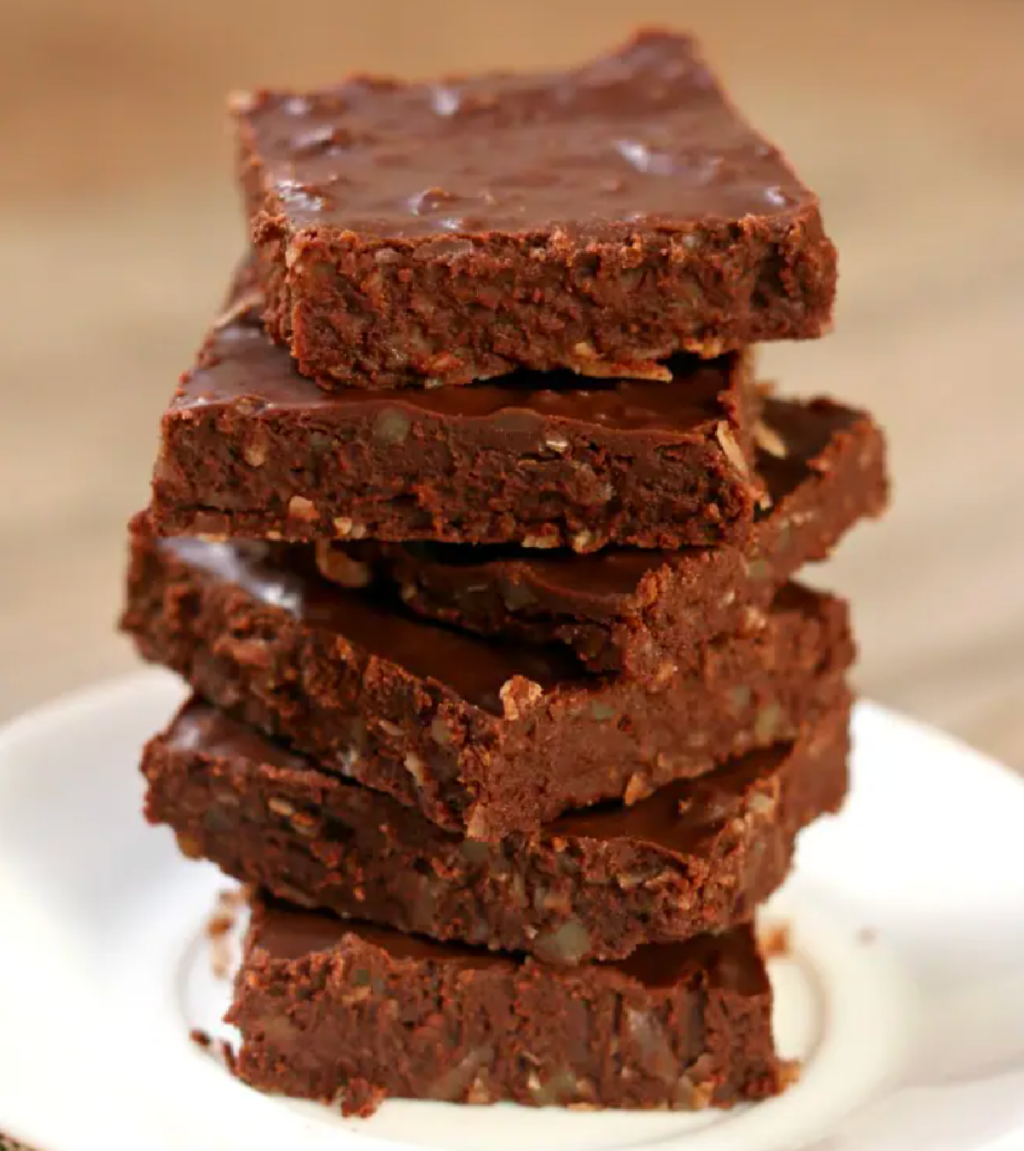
[
  {"xmin": 190, "ymin": 1028, "xmax": 237, "ymax": 1075},
  {"xmin": 857, "ymin": 926, "xmax": 877, "ymax": 944},
  {"xmin": 340, "ymin": 1077, "xmax": 387, "ymax": 1118},
  {"xmin": 206, "ymin": 888, "xmax": 243, "ymax": 979},
  {"xmin": 218, "ymin": 1039, "xmax": 238, "ymax": 1074},
  {"xmin": 209, "ymin": 936, "xmax": 232, "ymax": 979},
  {"xmin": 758, "ymin": 921, "xmax": 791, "ymax": 959},
  {"xmin": 779, "ymin": 1058, "xmax": 803, "ymax": 1088},
  {"xmin": 206, "ymin": 911, "xmax": 234, "ymax": 938}
]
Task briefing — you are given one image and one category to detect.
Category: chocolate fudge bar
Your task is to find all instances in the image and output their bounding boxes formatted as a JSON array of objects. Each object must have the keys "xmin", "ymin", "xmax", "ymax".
[
  {"xmin": 122, "ymin": 521, "xmax": 853, "ymax": 838},
  {"xmin": 150, "ymin": 287, "xmax": 758, "ymax": 551},
  {"xmin": 228, "ymin": 893, "xmax": 784, "ymax": 1114},
  {"xmin": 234, "ymin": 30, "xmax": 836, "ymax": 388},
  {"xmin": 146, "ymin": 693, "xmax": 849, "ymax": 963},
  {"xmin": 318, "ymin": 396, "xmax": 887, "ymax": 674}
]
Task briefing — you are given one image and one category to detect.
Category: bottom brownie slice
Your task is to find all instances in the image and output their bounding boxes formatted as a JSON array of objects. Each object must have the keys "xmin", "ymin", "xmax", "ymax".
[
  {"xmin": 228, "ymin": 893, "xmax": 784, "ymax": 1115},
  {"xmin": 145, "ymin": 691, "xmax": 849, "ymax": 963}
]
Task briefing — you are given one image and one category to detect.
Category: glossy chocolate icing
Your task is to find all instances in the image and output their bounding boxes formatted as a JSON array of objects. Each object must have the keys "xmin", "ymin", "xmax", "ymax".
[
  {"xmin": 160, "ymin": 537, "xmax": 577, "ymax": 712},
  {"xmin": 251, "ymin": 894, "xmax": 767, "ymax": 991},
  {"xmin": 178, "ymin": 292, "xmax": 744, "ymax": 434},
  {"xmin": 235, "ymin": 30, "xmax": 814, "ymax": 239}
]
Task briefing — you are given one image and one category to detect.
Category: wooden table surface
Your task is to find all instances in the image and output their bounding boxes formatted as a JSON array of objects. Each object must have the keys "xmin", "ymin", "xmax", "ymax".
[{"xmin": 1, "ymin": 0, "xmax": 1023, "ymax": 776}]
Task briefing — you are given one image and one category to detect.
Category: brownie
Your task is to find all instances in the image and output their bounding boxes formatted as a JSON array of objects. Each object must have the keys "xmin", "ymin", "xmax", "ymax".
[
  {"xmin": 233, "ymin": 30, "xmax": 836, "ymax": 388},
  {"xmin": 227, "ymin": 893, "xmax": 784, "ymax": 1114},
  {"xmin": 318, "ymin": 396, "xmax": 887, "ymax": 673},
  {"xmin": 145, "ymin": 693, "xmax": 849, "ymax": 963},
  {"xmin": 122, "ymin": 521, "xmax": 853, "ymax": 839},
  {"xmin": 150, "ymin": 287, "xmax": 758, "ymax": 550}
]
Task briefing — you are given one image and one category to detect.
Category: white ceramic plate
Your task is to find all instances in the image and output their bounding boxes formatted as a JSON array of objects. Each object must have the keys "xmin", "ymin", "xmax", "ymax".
[{"xmin": 0, "ymin": 669, "xmax": 1023, "ymax": 1151}]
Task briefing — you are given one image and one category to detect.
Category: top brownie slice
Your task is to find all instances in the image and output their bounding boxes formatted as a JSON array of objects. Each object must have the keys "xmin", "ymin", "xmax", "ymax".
[{"xmin": 234, "ymin": 29, "xmax": 836, "ymax": 389}]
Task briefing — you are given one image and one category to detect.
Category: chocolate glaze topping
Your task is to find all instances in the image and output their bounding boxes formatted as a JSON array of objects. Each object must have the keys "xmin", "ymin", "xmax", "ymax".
[
  {"xmin": 179, "ymin": 291, "xmax": 745, "ymax": 434},
  {"xmin": 235, "ymin": 29, "xmax": 815, "ymax": 239},
  {"xmin": 252, "ymin": 895, "xmax": 768, "ymax": 991},
  {"xmin": 160, "ymin": 537, "xmax": 577, "ymax": 712}
]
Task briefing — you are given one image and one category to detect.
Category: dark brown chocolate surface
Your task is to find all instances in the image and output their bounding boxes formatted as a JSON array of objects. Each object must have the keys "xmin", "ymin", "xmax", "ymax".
[
  {"xmin": 318, "ymin": 396, "xmax": 887, "ymax": 673},
  {"xmin": 150, "ymin": 287, "xmax": 758, "ymax": 550},
  {"xmin": 145, "ymin": 693, "xmax": 849, "ymax": 962},
  {"xmin": 228, "ymin": 892, "xmax": 784, "ymax": 1114},
  {"xmin": 121, "ymin": 520, "xmax": 854, "ymax": 838},
  {"xmin": 235, "ymin": 30, "xmax": 836, "ymax": 387}
]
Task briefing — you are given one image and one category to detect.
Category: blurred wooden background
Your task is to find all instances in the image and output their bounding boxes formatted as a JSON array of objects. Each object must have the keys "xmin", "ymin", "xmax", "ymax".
[{"xmin": 1, "ymin": 0, "xmax": 1023, "ymax": 769}]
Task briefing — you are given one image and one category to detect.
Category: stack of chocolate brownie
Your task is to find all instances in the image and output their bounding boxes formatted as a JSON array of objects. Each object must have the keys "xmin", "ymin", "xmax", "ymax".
[{"xmin": 121, "ymin": 30, "xmax": 888, "ymax": 1116}]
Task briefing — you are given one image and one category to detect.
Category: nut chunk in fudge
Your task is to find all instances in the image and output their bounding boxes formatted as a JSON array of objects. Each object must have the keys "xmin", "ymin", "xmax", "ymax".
[{"xmin": 233, "ymin": 29, "xmax": 837, "ymax": 388}]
